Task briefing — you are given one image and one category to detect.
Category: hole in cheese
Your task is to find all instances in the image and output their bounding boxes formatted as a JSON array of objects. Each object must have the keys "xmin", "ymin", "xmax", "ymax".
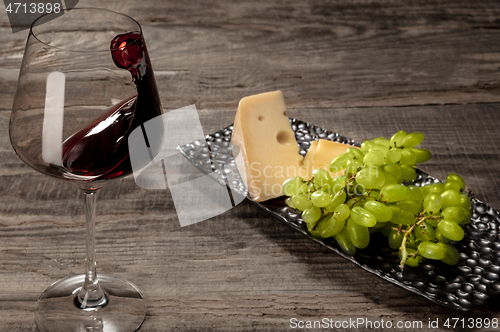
[
  {"xmin": 276, "ymin": 130, "xmax": 293, "ymax": 145},
  {"xmin": 258, "ymin": 115, "xmax": 265, "ymax": 121}
]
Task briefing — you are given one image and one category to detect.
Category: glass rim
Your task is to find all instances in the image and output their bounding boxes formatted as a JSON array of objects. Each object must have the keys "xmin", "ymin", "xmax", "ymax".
[{"xmin": 29, "ymin": 7, "xmax": 143, "ymax": 53}]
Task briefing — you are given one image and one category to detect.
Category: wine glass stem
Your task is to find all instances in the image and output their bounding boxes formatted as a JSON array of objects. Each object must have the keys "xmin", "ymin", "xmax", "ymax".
[{"xmin": 77, "ymin": 190, "xmax": 107, "ymax": 309}]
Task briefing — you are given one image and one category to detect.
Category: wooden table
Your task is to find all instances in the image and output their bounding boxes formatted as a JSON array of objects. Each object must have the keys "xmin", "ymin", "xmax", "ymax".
[{"xmin": 1, "ymin": 1, "xmax": 500, "ymax": 331}]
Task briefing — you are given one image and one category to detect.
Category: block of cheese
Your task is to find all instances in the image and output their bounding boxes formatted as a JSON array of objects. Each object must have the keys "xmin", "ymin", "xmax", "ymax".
[
  {"xmin": 304, "ymin": 139, "xmax": 354, "ymax": 178},
  {"xmin": 232, "ymin": 91, "xmax": 308, "ymax": 201},
  {"xmin": 231, "ymin": 91, "xmax": 353, "ymax": 202}
]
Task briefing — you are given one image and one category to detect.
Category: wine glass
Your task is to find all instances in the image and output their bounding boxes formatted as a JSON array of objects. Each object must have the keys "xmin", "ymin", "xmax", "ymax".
[{"xmin": 10, "ymin": 8, "xmax": 163, "ymax": 331}]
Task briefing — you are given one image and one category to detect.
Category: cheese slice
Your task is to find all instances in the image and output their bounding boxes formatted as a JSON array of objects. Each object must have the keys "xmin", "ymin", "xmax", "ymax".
[
  {"xmin": 305, "ymin": 139, "xmax": 354, "ymax": 178},
  {"xmin": 231, "ymin": 91, "xmax": 308, "ymax": 201},
  {"xmin": 231, "ymin": 91, "xmax": 353, "ymax": 202}
]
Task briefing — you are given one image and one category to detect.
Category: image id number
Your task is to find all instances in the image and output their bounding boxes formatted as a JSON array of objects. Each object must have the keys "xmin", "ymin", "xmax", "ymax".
[
  {"xmin": 6, "ymin": 3, "xmax": 61, "ymax": 14},
  {"xmin": 444, "ymin": 318, "xmax": 498, "ymax": 329}
]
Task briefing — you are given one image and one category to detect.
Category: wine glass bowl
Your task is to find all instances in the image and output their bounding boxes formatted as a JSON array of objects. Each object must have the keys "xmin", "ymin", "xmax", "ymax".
[
  {"xmin": 10, "ymin": 8, "xmax": 162, "ymax": 190},
  {"xmin": 10, "ymin": 8, "xmax": 163, "ymax": 331}
]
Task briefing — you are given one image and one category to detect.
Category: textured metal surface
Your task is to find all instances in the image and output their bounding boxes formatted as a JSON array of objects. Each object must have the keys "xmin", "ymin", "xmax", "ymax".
[{"xmin": 178, "ymin": 118, "xmax": 500, "ymax": 312}]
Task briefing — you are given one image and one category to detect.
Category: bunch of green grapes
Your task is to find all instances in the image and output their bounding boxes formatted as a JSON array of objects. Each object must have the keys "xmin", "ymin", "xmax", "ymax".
[{"xmin": 281, "ymin": 130, "xmax": 472, "ymax": 269}]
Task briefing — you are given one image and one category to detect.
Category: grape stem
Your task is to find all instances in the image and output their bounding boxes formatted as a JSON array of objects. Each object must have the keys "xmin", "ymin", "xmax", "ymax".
[
  {"xmin": 400, "ymin": 219, "xmax": 422, "ymax": 271},
  {"xmin": 399, "ymin": 212, "xmax": 443, "ymax": 271}
]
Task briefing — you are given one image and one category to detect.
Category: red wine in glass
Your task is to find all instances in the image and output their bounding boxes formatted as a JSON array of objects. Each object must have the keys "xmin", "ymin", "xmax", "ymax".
[{"xmin": 62, "ymin": 32, "xmax": 163, "ymax": 181}]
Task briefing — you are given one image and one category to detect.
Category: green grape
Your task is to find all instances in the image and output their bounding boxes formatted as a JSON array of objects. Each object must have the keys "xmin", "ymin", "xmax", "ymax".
[
  {"xmin": 282, "ymin": 176, "xmax": 307, "ymax": 196},
  {"xmin": 333, "ymin": 204, "xmax": 350, "ymax": 221},
  {"xmin": 396, "ymin": 200, "xmax": 422, "ymax": 216},
  {"xmin": 420, "ymin": 184, "xmax": 430, "ymax": 196},
  {"xmin": 423, "ymin": 193, "xmax": 443, "ymax": 213},
  {"xmin": 355, "ymin": 167, "xmax": 385, "ymax": 189},
  {"xmin": 363, "ymin": 150, "xmax": 385, "ymax": 166},
  {"xmin": 387, "ymin": 148, "xmax": 402, "ymax": 164},
  {"xmin": 428, "ymin": 183, "xmax": 445, "ymax": 194},
  {"xmin": 346, "ymin": 198, "xmax": 360, "ymax": 208},
  {"xmin": 402, "ymin": 132, "xmax": 424, "ymax": 148},
  {"xmin": 435, "ymin": 227, "xmax": 451, "ymax": 243},
  {"xmin": 373, "ymin": 137, "xmax": 390, "ymax": 149},
  {"xmin": 390, "ymin": 130, "xmax": 407, "ymax": 148},
  {"xmin": 382, "ymin": 164, "xmax": 403, "ymax": 181},
  {"xmin": 317, "ymin": 214, "xmax": 345, "ymax": 238},
  {"xmin": 380, "ymin": 184, "xmax": 410, "ymax": 202},
  {"xmin": 400, "ymin": 248, "xmax": 422, "ymax": 267},
  {"xmin": 329, "ymin": 154, "xmax": 349, "ymax": 173},
  {"xmin": 363, "ymin": 201, "xmax": 393, "ymax": 222},
  {"xmin": 446, "ymin": 173, "xmax": 466, "ymax": 191},
  {"xmin": 330, "ymin": 175, "xmax": 347, "ymax": 194},
  {"xmin": 350, "ymin": 206, "xmax": 377, "ymax": 227},
  {"xmin": 414, "ymin": 221, "xmax": 436, "ymax": 242},
  {"xmin": 418, "ymin": 241, "xmax": 446, "ymax": 260},
  {"xmin": 413, "ymin": 148, "xmax": 432, "ymax": 163},
  {"xmin": 405, "ymin": 234, "xmax": 419, "ymax": 249},
  {"xmin": 346, "ymin": 218, "xmax": 370, "ymax": 249},
  {"xmin": 441, "ymin": 189, "xmax": 461, "ymax": 210},
  {"xmin": 345, "ymin": 158, "xmax": 363, "ymax": 175},
  {"xmin": 347, "ymin": 147, "xmax": 365, "ymax": 160},
  {"xmin": 313, "ymin": 168, "xmax": 334, "ymax": 189},
  {"xmin": 334, "ymin": 227, "xmax": 356, "ymax": 255},
  {"xmin": 441, "ymin": 206, "xmax": 465, "ymax": 224},
  {"xmin": 307, "ymin": 215, "xmax": 326, "ymax": 238},
  {"xmin": 301, "ymin": 205, "xmax": 321, "ymax": 225},
  {"xmin": 370, "ymin": 144, "xmax": 389, "ymax": 157},
  {"xmin": 444, "ymin": 180, "xmax": 461, "ymax": 192},
  {"xmin": 311, "ymin": 190, "xmax": 331, "ymax": 207},
  {"xmin": 372, "ymin": 221, "xmax": 388, "ymax": 229},
  {"xmin": 407, "ymin": 185, "xmax": 424, "ymax": 203},
  {"xmin": 292, "ymin": 193, "xmax": 312, "ymax": 211},
  {"xmin": 360, "ymin": 140, "xmax": 374, "ymax": 152},
  {"xmin": 325, "ymin": 189, "xmax": 347, "ymax": 212},
  {"xmin": 458, "ymin": 194, "xmax": 472, "ymax": 211},
  {"xmin": 388, "ymin": 229, "xmax": 404, "ymax": 249},
  {"xmin": 399, "ymin": 148, "xmax": 417, "ymax": 165},
  {"xmin": 437, "ymin": 242, "xmax": 460, "ymax": 265},
  {"xmin": 380, "ymin": 223, "xmax": 393, "ymax": 237},
  {"xmin": 400, "ymin": 165, "xmax": 417, "ymax": 182},
  {"xmin": 369, "ymin": 190, "xmax": 381, "ymax": 200},
  {"xmin": 353, "ymin": 183, "xmax": 366, "ymax": 195},
  {"xmin": 438, "ymin": 219, "xmax": 464, "ymax": 241},
  {"xmin": 426, "ymin": 213, "xmax": 439, "ymax": 227},
  {"xmin": 381, "ymin": 171, "xmax": 398, "ymax": 187},
  {"xmin": 285, "ymin": 197, "xmax": 295, "ymax": 209},
  {"xmin": 388, "ymin": 205, "xmax": 415, "ymax": 225},
  {"xmin": 460, "ymin": 208, "xmax": 471, "ymax": 225},
  {"xmin": 360, "ymin": 195, "xmax": 376, "ymax": 204}
]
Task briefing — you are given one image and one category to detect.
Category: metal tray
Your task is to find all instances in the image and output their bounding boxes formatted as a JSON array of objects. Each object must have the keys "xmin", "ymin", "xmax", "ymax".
[{"xmin": 178, "ymin": 118, "xmax": 500, "ymax": 312}]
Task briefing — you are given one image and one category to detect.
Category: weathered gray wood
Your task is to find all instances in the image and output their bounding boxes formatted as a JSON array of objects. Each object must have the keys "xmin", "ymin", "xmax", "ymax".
[
  {"xmin": 2, "ymin": 1, "xmax": 500, "ymax": 112},
  {"xmin": 1, "ymin": 1, "xmax": 500, "ymax": 331}
]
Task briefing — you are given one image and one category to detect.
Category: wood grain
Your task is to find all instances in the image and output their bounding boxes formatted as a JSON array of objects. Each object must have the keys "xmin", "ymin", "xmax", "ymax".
[{"xmin": 1, "ymin": 1, "xmax": 500, "ymax": 331}]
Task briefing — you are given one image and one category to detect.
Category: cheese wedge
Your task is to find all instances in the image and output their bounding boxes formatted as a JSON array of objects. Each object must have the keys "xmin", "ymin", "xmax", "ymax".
[
  {"xmin": 232, "ymin": 91, "xmax": 308, "ymax": 201},
  {"xmin": 304, "ymin": 139, "xmax": 354, "ymax": 178},
  {"xmin": 231, "ymin": 91, "xmax": 353, "ymax": 202}
]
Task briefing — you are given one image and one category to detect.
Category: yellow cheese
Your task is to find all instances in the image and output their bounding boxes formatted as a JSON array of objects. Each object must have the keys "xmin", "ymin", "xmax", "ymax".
[
  {"xmin": 303, "ymin": 140, "xmax": 318, "ymax": 171},
  {"xmin": 231, "ymin": 91, "xmax": 308, "ymax": 201},
  {"xmin": 231, "ymin": 91, "xmax": 353, "ymax": 202},
  {"xmin": 305, "ymin": 139, "xmax": 354, "ymax": 178}
]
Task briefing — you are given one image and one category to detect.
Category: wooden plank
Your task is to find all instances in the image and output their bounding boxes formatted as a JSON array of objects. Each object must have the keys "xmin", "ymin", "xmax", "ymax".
[{"xmin": 1, "ymin": 1, "xmax": 500, "ymax": 111}]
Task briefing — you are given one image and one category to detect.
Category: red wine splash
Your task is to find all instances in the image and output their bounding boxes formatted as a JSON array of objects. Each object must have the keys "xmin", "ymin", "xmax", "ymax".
[{"xmin": 62, "ymin": 32, "xmax": 162, "ymax": 181}]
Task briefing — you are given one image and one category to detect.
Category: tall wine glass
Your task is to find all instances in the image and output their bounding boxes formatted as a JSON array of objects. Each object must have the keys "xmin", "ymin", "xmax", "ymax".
[{"xmin": 10, "ymin": 8, "xmax": 163, "ymax": 331}]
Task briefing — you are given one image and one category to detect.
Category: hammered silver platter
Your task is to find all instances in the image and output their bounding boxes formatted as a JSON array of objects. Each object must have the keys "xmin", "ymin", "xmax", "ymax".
[{"xmin": 178, "ymin": 118, "xmax": 500, "ymax": 312}]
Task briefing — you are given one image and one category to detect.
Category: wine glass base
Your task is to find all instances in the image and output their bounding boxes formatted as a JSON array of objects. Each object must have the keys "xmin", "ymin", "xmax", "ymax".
[{"xmin": 36, "ymin": 274, "xmax": 145, "ymax": 332}]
